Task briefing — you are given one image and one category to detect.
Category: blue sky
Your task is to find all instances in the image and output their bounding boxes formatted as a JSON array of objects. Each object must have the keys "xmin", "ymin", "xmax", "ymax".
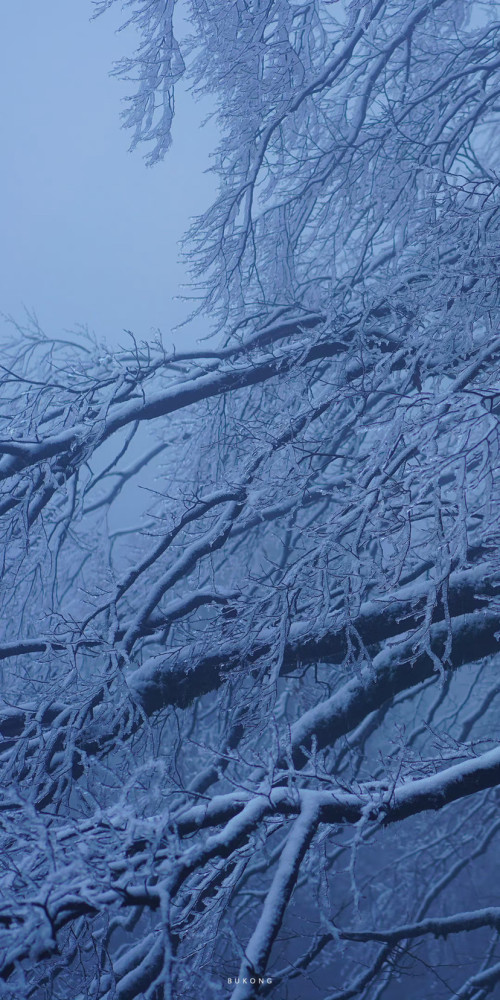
[{"xmin": 0, "ymin": 1, "xmax": 215, "ymax": 352}]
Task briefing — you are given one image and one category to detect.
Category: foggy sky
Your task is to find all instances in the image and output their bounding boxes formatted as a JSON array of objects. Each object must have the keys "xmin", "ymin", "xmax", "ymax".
[{"xmin": 0, "ymin": 1, "xmax": 215, "ymax": 353}]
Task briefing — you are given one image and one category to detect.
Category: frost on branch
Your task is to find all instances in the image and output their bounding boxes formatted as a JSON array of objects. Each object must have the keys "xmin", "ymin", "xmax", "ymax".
[
  {"xmin": 1, "ymin": 1, "xmax": 500, "ymax": 998},
  {"xmin": 93, "ymin": 0, "xmax": 185, "ymax": 164}
]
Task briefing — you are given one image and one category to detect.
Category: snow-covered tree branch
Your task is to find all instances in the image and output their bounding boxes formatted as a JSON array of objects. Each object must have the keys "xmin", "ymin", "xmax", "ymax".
[{"xmin": 2, "ymin": 0, "xmax": 500, "ymax": 997}]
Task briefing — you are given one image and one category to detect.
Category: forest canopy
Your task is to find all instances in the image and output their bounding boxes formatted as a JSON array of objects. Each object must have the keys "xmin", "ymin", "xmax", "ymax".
[{"xmin": 1, "ymin": 1, "xmax": 500, "ymax": 998}]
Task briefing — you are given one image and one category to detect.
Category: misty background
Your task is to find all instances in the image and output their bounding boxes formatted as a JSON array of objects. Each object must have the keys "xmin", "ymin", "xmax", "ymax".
[{"xmin": 0, "ymin": 1, "xmax": 214, "ymax": 352}]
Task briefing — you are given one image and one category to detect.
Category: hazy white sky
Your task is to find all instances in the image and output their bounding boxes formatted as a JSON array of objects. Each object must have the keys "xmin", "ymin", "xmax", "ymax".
[{"xmin": 0, "ymin": 1, "xmax": 215, "ymax": 352}]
